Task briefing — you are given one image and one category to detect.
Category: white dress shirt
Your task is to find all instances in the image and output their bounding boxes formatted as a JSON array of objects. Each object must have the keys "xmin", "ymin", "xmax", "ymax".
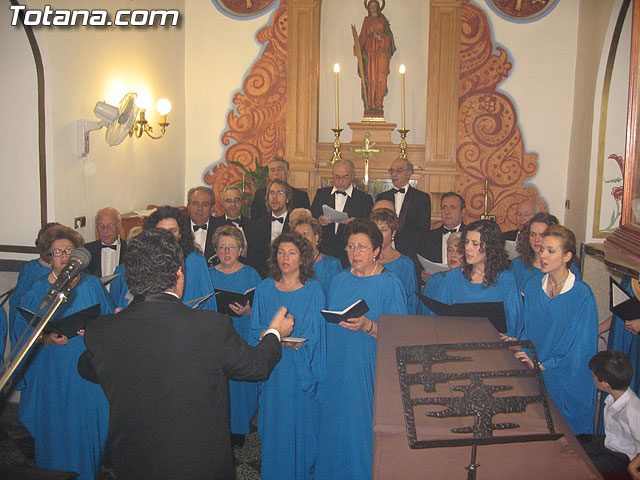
[
  {"xmin": 270, "ymin": 212, "xmax": 288, "ymax": 241},
  {"xmin": 604, "ymin": 388, "xmax": 640, "ymax": 460},
  {"xmin": 393, "ymin": 183, "xmax": 409, "ymax": 216},
  {"xmin": 101, "ymin": 238, "xmax": 120, "ymax": 278},
  {"xmin": 331, "ymin": 184, "xmax": 353, "ymax": 233},
  {"xmin": 191, "ymin": 219, "xmax": 209, "ymax": 254}
]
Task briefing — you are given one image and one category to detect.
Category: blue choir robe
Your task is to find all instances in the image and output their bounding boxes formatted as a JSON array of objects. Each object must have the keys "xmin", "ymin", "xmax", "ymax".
[
  {"xmin": 209, "ymin": 264, "xmax": 262, "ymax": 435},
  {"xmin": 435, "ymin": 267, "xmax": 523, "ymax": 338},
  {"xmin": 108, "ymin": 252, "xmax": 217, "ymax": 311},
  {"xmin": 0, "ymin": 305, "xmax": 5, "ymax": 366},
  {"xmin": 509, "ymin": 256, "xmax": 581, "ymax": 294},
  {"xmin": 250, "ymin": 278, "xmax": 326, "ymax": 480},
  {"xmin": 383, "ymin": 255, "xmax": 419, "ymax": 314},
  {"xmin": 315, "ymin": 270, "xmax": 408, "ymax": 480},
  {"xmin": 419, "ymin": 270, "xmax": 448, "ymax": 315},
  {"xmin": 9, "ymin": 259, "xmax": 50, "ymax": 347},
  {"xmin": 520, "ymin": 274, "xmax": 598, "ymax": 435},
  {"xmin": 313, "ymin": 255, "xmax": 342, "ymax": 293},
  {"xmin": 14, "ymin": 273, "xmax": 113, "ymax": 480}
]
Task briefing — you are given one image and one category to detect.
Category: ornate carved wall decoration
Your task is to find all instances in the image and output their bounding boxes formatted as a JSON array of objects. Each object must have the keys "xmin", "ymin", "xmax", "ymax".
[
  {"xmin": 204, "ymin": 0, "xmax": 288, "ymax": 215},
  {"xmin": 455, "ymin": 1, "xmax": 542, "ymax": 229}
]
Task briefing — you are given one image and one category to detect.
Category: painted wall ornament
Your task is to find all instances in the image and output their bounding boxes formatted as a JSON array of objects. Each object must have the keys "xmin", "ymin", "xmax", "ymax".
[
  {"xmin": 484, "ymin": 0, "xmax": 559, "ymax": 23},
  {"xmin": 212, "ymin": 0, "xmax": 278, "ymax": 19},
  {"xmin": 352, "ymin": 0, "xmax": 396, "ymax": 120}
]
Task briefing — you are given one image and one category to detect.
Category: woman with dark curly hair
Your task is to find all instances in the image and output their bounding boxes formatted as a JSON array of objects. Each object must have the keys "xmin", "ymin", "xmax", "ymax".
[
  {"xmin": 13, "ymin": 224, "xmax": 113, "ymax": 479},
  {"xmin": 435, "ymin": 219, "xmax": 523, "ymax": 338},
  {"xmin": 291, "ymin": 215, "xmax": 342, "ymax": 292},
  {"xmin": 316, "ymin": 219, "xmax": 407, "ymax": 480},
  {"xmin": 143, "ymin": 206, "xmax": 216, "ymax": 310},
  {"xmin": 250, "ymin": 231, "xmax": 326, "ymax": 479},
  {"xmin": 509, "ymin": 212, "xmax": 580, "ymax": 294}
]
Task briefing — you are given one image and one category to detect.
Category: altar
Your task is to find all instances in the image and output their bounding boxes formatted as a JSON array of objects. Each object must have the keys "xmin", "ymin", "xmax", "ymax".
[{"xmin": 373, "ymin": 315, "xmax": 602, "ymax": 480}]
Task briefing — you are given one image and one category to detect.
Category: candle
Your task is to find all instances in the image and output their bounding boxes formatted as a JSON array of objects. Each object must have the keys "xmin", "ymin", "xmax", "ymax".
[
  {"xmin": 364, "ymin": 158, "xmax": 369, "ymax": 186},
  {"xmin": 399, "ymin": 64, "xmax": 406, "ymax": 130},
  {"xmin": 333, "ymin": 63, "xmax": 340, "ymax": 129}
]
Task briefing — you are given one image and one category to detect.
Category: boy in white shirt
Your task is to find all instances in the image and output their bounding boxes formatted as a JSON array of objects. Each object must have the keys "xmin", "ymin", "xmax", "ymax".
[{"xmin": 579, "ymin": 350, "xmax": 640, "ymax": 479}]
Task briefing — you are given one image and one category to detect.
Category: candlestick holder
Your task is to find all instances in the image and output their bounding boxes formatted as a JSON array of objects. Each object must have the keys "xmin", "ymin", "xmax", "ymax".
[
  {"xmin": 398, "ymin": 128, "xmax": 410, "ymax": 159},
  {"xmin": 330, "ymin": 128, "xmax": 343, "ymax": 164}
]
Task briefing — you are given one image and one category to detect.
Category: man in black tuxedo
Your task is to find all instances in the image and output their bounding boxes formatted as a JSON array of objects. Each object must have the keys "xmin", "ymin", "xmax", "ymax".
[
  {"xmin": 502, "ymin": 198, "xmax": 538, "ymax": 242},
  {"xmin": 250, "ymin": 158, "xmax": 310, "ymax": 219},
  {"xmin": 311, "ymin": 159, "xmax": 373, "ymax": 267},
  {"xmin": 186, "ymin": 186, "xmax": 216, "ymax": 261},
  {"xmin": 209, "ymin": 185, "xmax": 257, "ymax": 266},
  {"xmin": 86, "ymin": 207, "xmax": 126, "ymax": 278},
  {"xmin": 249, "ymin": 179, "xmax": 293, "ymax": 277},
  {"xmin": 78, "ymin": 228, "xmax": 293, "ymax": 480},
  {"xmin": 376, "ymin": 157, "xmax": 431, "ymax": 257},
  {"xmin": 415, "ymin": 192, "xmax": 466, "ymax": 282}
]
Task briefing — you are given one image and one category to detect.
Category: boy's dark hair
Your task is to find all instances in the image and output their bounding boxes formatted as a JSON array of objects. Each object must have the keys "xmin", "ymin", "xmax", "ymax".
[{"xmin": 589, "ymin": 350, "xmax": 634, "ymax": 390}]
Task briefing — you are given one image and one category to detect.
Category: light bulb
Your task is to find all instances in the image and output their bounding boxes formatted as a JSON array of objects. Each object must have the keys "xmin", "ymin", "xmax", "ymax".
[
  {"xmin": 156, "ymin": 98, "xmax": 172, "ymax": 115},
  {"xmin": 334, "ymin": 63, "xmax": 340, "ymax": 73},
  {"xmin": 135, "ymin": 92, "xmax": 151, "ymax": 110},
  {"xmin": 399, "ymin": 64, "xmax": 406, "ymax": 74}
]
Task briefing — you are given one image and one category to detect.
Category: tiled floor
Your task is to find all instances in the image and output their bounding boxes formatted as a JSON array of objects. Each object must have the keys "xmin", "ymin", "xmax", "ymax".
[{"xmin": 0, "ymin": 400, "xmax": 262, "ymax": 479}]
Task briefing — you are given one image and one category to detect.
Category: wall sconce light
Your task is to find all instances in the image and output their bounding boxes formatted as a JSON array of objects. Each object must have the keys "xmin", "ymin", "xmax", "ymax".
[{"xmin": 130, "ymin": 97, "xmax": 172, "ymax": 140}]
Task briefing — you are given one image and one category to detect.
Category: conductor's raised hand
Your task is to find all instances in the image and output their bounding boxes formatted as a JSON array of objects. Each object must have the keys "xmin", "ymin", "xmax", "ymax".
[{"xmin": 268, "ymin": 306, "xmax": 294, "ymax": 338}]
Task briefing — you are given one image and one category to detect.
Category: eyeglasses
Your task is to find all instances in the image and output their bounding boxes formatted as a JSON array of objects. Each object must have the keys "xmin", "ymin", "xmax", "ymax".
[
  {"xmin": 97, "ymin": 223, "xmax": 118, "ymax": 231},
  {"xmin": 49, "ymin": 247, "xmax": 74, "ymax": 257},
  {"xmin": 217, "ymin": 244, "xmax": 239, "ymax": 251},
  {"xmin": 388, "ymin": 168, "xmax": 406, "ymax": 175},
  {"xmin": 268, "ymin": 190, "xmax": 286, "ymax": 196},
  {"xmin": 224, "ymin": 198, "xmax": 243, "ymax": 204},
  {"xmin": 345, "ymin": 244, "xmax": 373, "ymax": 253},
  {"xmin": 333, "ymin": 174, "xmax": 352, "ymax": 181}
]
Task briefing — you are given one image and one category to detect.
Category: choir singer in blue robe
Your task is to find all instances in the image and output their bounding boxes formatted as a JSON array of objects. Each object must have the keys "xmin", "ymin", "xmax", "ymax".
[
  {"xmin": 250, "ymin": 231, "xmax": 326, "ymax": 480},
  {"xmin": 13, "ymin": 225, "xmax": 113, "ymax": 480},
  {"xmin": 208, "ymin": 225, "xmax": 262, "ymax": 442},
  {"xmin": 371, "ymin": 208, "xmax": 419, "ymax": 314},
  {"xmin": 510, "ymin": 212, "xmax": 581, "ymax": 294},
  {"xmin": 435, "ymin": 219, "xmax": 523, "ymax": 338},
  {"xmin": 419, "ymin": 232, "xmax": 463, "ymax": 315},
  {"xmin": 315, "ymin": 219, "xmax": 408, "ymax": 480},
  {"xmin": 514, "ymin": 225, "xmax": 598, "ymax": 435},
  {"xmin": 291, "ymin": 215, "xmax": 342, "ymax": 293}
]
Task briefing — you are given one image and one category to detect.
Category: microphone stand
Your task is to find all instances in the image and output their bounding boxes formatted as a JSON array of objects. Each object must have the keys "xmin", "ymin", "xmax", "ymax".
[{"xmin": 0, "ymin": 285, "xmax": 73, "ymax": 393}]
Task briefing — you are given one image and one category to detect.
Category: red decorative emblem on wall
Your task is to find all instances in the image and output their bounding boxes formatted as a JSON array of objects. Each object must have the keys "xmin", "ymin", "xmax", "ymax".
[
  {"xmin": 212, "ymin": 0, "xmax": 278, "ymax": 18},
  {"xmin": 204, "ymin": 0, "xmax": 288, "ymax": 215},
  {"xmin": 456, "ymin": 1, "xmax": 543, "ymax": 230},
  {"xmin": 485, "ymin": 0, "xmax": 559, "ymax": 22}
]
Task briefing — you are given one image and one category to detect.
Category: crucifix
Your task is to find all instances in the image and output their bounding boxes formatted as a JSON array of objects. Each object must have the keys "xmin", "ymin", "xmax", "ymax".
[{"xmin": 354, "ymin": 133, "xmax": 380, "ymax": 191}]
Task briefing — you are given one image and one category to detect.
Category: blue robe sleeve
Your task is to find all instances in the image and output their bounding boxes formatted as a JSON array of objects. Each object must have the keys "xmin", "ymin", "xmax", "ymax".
[
  {"xmin": 9, "ymin": 260, "xmax": 50, "ymax": 348},
  {"xmin": 184, "ymin": 252, "xmax": 217, "ymax": 311},
  {"xmin": 108, "ymin": 263, "xmax": 131, "ymax": 309},
  {"xmin": 499, "ymin": 271, "xmax": 524, "ymax": 338}
]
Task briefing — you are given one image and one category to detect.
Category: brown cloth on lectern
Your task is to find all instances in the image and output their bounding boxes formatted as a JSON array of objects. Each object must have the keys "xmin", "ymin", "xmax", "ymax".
[{"xmin": 372, "ymin": 315, "xmax": 602, "ymax": 480}]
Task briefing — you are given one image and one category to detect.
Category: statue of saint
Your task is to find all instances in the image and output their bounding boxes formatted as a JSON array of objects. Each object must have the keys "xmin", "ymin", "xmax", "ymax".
[{"xmin": 352, "ymin": 0, "xmax": 396, "ymax": 119}]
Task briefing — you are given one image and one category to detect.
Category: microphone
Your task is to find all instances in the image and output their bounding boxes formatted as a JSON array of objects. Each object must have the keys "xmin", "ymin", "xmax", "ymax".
[{"xmin": 38, "ymin": 247, "xmax": 91, "ymax": 311}]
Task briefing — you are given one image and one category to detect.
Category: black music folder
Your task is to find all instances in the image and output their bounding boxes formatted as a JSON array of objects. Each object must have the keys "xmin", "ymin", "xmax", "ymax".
[
  {"xmin": 18, "ymin": 304, "xmax": 101, "ymax": 339},
  {"xmin": 214, "ymin": 288, "xmax": 256, "ymax": 317},
  {"xmin": 321, "ymin": 300, "xmax": 369, "ymax": 324},
  {"xmin": 610, "ymin": 277, "xmax": 640, "ymax": 322},
  {"xmin": 417, "ymin": 292, "xmax": 507, "ymax": 333}
]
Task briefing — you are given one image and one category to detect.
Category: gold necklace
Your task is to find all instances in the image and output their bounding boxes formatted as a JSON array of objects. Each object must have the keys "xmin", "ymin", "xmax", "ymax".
[{"xmin": 548, "ymin": 271, "xmax": 569, "ymax": 298}]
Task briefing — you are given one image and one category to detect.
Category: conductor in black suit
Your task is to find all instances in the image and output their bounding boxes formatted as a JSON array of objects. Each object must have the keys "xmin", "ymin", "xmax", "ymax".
[
  {"xmin": 376, "ymin": 157, "xmax": 431, "ymax": 257},
  {"xmin": 86, "ymin": 207, "xmax": 126, "ymax": 278},
  {"xmin": 78, "ymin": 228, "xmax": 294, "ymax": 480},
  {"xmin": 311, "ymin": 159, "xmax": 373, "ymax": 267},
  {"xmin": 249, "ymin": 178, "xmax": 293, "ymax": 277},
  {"xmin": 250, "ymin": 158, "xmax": 310, "ymax": 219},
  {"xmin": 415, "ymin": 191, "xmax": 466, "ymax": 283},
  {"xmin": 209, "ymin": 185, "xmax": 257, "ymax": 265},
  {"xmin": 186, "ymin": 186, "xmax": 216, "ymax": 262}
]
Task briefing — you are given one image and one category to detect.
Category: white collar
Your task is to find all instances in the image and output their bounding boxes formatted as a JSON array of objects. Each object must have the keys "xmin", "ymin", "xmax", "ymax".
[
  {"xmin": 272, "ymin": 211, "xmax": 288, "ymax": 219},
  {"xmin": 164, "ymin": 291, "xmax": 180, "ymax": 299},
  {"xmin": 190, "ymin": 219, "xmax": 209, "ymax": 228},
  {"xmin": 605, "ymin": 388, "xmax": 632, "ymax": 411},
  {"xmin": 102, "ymin": 238, "xmax": 120, "ymax": 247},
  {"xmin": 225, "ymin": 215, "xmax": 241, "ymax": 222},
  {"xmin": 331, "ymin": 184, "xmax": 354, "ymax": 197},
  {"xmin": 396, "ymin": 183, "xmax": 410, "ymax": 192},
  {"xmin": 541, "ymin": 270, "xmax": 576, "ymax": 296}
]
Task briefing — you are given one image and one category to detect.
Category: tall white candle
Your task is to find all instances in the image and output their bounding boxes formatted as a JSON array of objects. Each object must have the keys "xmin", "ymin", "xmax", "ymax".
[
  {"xmin": 399, "ymin": 64, "xmax": 406, "ymax": 130},
  {"xmin": 334, "ymin": 63, "xmax": 340, "ymax": 129}
]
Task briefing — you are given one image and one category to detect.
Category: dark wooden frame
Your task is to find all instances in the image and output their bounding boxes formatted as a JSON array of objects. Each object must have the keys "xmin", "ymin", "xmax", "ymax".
[
  {"xmin": 605, "ymin": 0, "xmax": 640, "ymax": 265},
  {"xmin": 0, "ymin": 0, "xmax": 47, "ymax": 254}
]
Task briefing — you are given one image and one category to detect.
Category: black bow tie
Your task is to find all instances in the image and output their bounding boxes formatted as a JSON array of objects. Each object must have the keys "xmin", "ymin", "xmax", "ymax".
[
  {"xmin": 443, "ymin": 227, "xmax": 457, "ymax": 234},
  {"xmin": 271, "ymin": 216, "xmax": 284, "ymax": 224},
  {"xmin": 335, "ymin": 190, "xmax": 347, "ymax": 196},
  {"xmin": 101, "ymin": 244, "xmax": 117, "ymax": 250},
  {"xmin": 193, "ymin": 223, "xmax": 207, "ymax": 232},
  {"xmin": 392, "ymin": 188, "xmax": 406, "ymax": 195}
]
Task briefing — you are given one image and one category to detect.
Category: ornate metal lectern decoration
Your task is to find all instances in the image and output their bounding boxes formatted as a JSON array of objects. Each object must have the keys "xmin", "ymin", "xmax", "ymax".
[{"xmin": 396, "ymin": 341, "xmax": 562, "ymax": 479}]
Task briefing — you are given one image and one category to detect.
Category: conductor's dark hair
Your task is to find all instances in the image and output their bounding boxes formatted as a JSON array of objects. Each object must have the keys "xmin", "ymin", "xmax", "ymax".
[
  {"xmin": 145, "ymin": 206, "xmax": 197, "ymax": 256},
  {"xmin": 460, "ymin": 220, "xmax": 509, "ymax": 287},
  {"xmin": 589, "ymin": 350, "xmax": 634, "ymax": 390},
  {"xmin": 267, "ymin": 232, "xmax": 315, "ymax": 284},
  {"xmin": 344, "ymin": 218, "xmax": 384, "ymax": 255},
  {"xmin": 125, "ymin": 228, "xmax": 184, "ymax": 296},
  {"xmin": 516, "ymin": 212, "xmax": 559, "ymax": 268}
]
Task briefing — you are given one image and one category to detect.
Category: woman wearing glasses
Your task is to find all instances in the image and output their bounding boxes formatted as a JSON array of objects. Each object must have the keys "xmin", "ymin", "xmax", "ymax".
[
  {"xmin": 208, "ymin": 225, "xmax": 262, "ymax": 444},
  {"xmin": 315, "ymin": 219, "xmax": 407, "ymax": 480},
  {"xmin": 13, "ymin": 224, "xmax": 114, "ymax": 480},
  {"xmin": 250, "ymin": 231, "xmax": 326, "ymax": 479}
]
